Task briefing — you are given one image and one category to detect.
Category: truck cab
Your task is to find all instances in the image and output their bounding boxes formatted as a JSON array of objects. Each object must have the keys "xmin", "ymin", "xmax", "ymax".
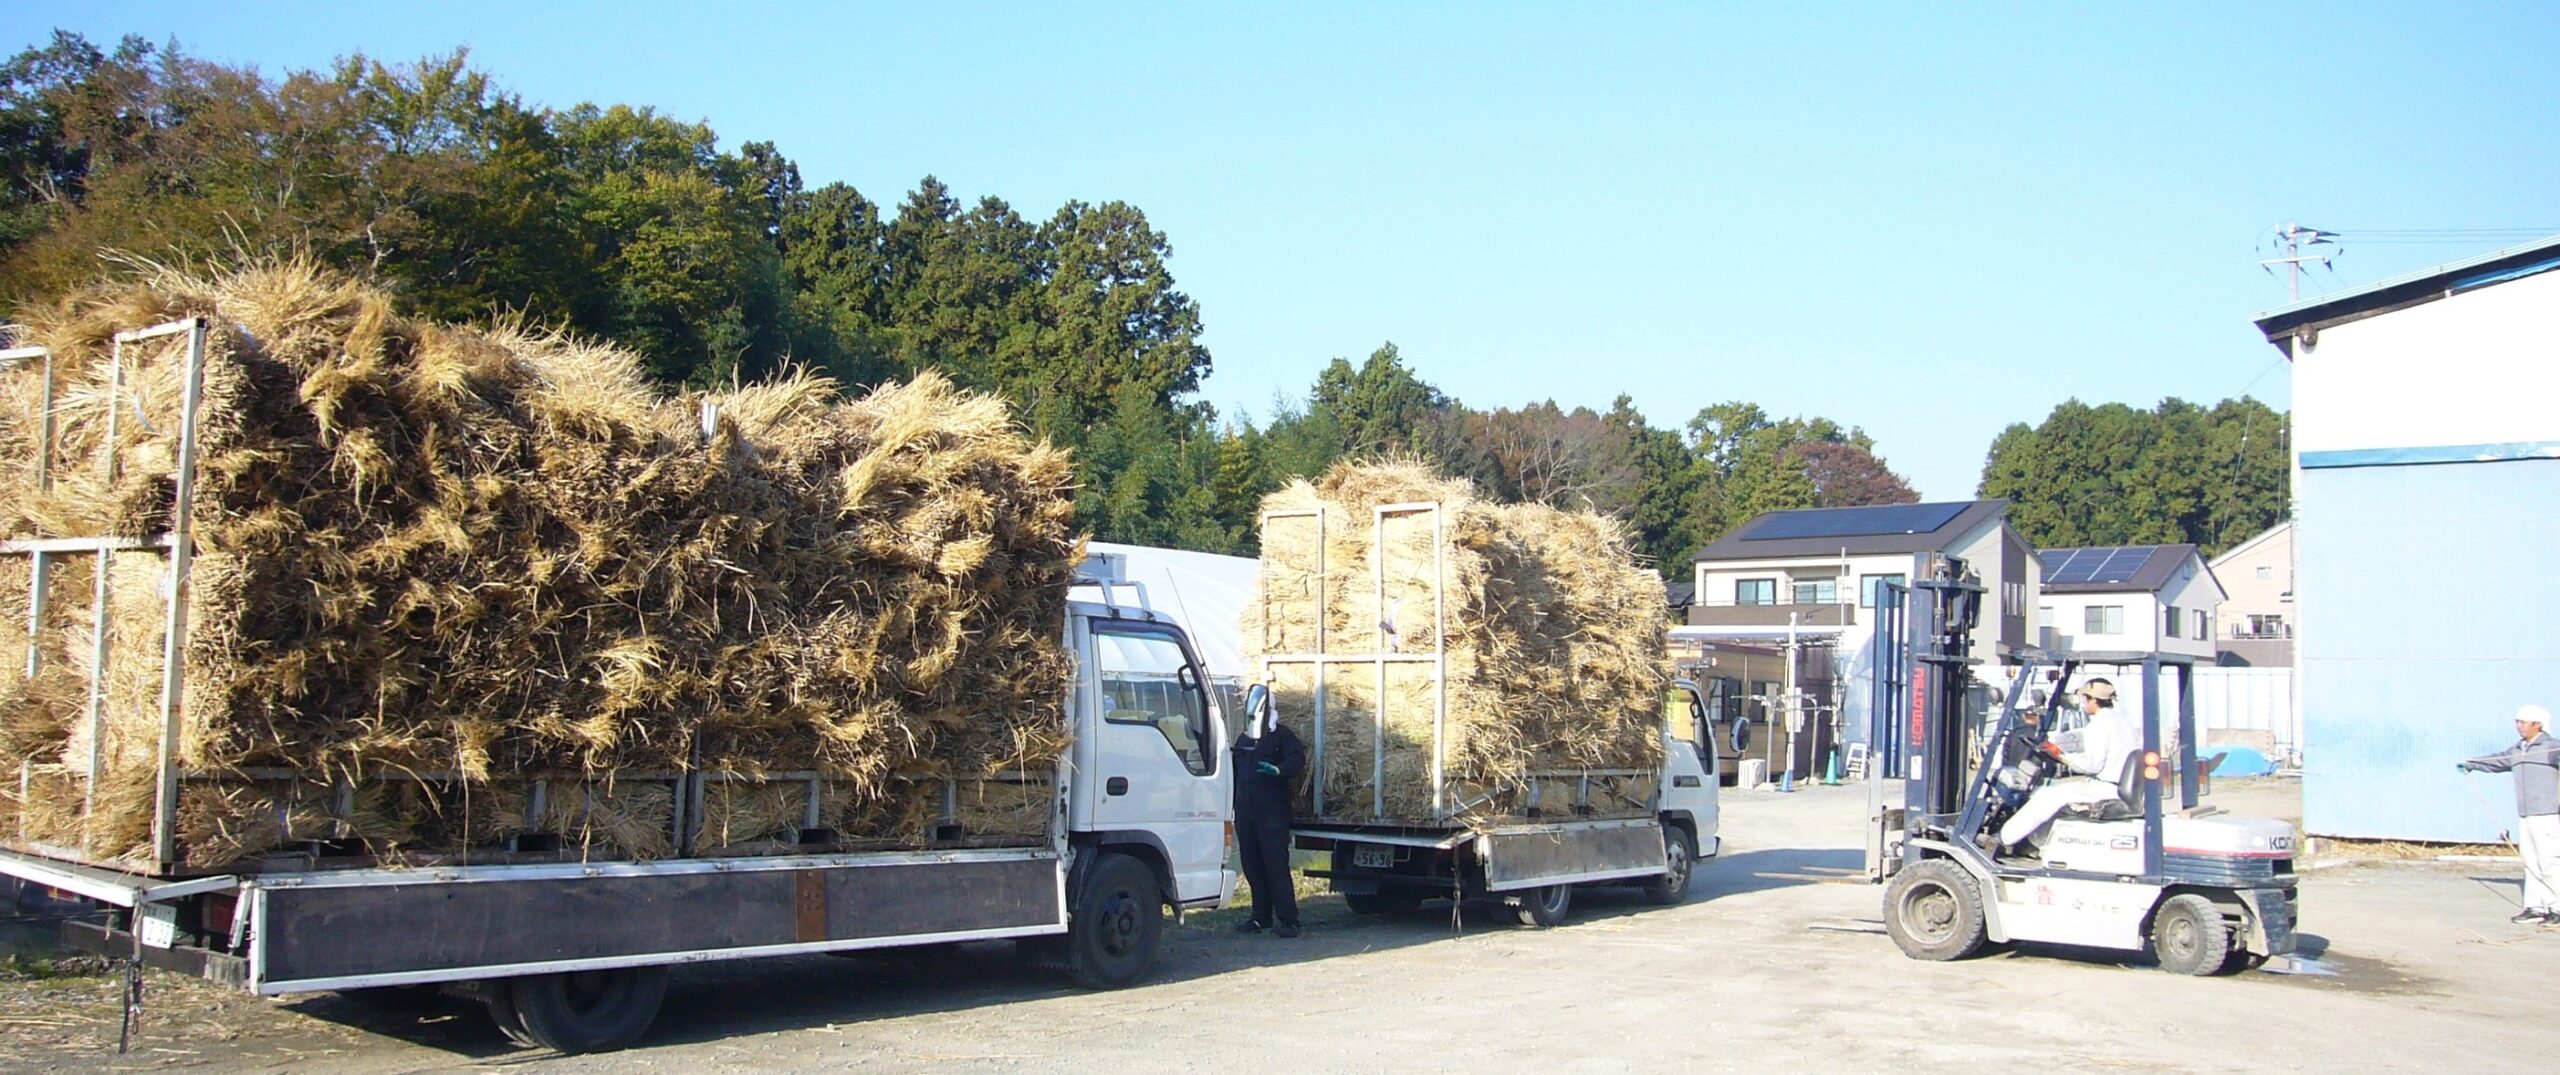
[
  {"xmin": 1660, "ymin": 679, "xmax": 1724, "ymax": 867},
  {"xmin": 1064, "ymin": 594, "xmax": 1238, "ymax": 913}
]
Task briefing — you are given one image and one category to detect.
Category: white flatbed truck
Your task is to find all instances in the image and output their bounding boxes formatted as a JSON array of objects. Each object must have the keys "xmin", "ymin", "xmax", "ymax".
[{"xmin": 0, "ymin": 521, "xmax": 1240, "ymax": 1052}]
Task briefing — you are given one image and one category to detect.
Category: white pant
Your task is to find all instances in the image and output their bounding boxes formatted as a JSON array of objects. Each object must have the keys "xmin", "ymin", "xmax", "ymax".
[
  {"xmin": 2522, "ymin": 814, "xmax": 2560, "ymax": 913},
  {"xmin": 1999, "ymin": 776, "xmax": 2125, "ymax": 849}
]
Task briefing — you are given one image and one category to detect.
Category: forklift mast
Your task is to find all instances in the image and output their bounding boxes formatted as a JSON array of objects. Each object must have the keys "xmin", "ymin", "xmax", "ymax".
[{"xmin": 1902, "ymin": 557, "xmax": 1982, "ymax": 839}]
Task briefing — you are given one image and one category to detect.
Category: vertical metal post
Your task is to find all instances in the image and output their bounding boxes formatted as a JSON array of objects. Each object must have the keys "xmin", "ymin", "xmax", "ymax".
[
  {"xmin": 1429, "ymin": 505, "xmax": 1448, "ymax": 819},
  {"xmin": 82, "ymin": 340, "xmax": 128, "ymax": 835},
  {"xmin": 1370, "ymin": 509, "xmax": 1387, "ymax": 820},
  {"xmin": 2176, "ymin": 662, "xmax": 2200, "ymax": 809},
  {"xmin": 2140, "ymin": 659, "xmax": 2164, "ymax": 879},
  {"xmin": 150, "ymin": 318, "xmax": 210, "ymax": 870},
  {"xmin": 25, "ymin": 349, "xmax": 53, "ymax": 680}
]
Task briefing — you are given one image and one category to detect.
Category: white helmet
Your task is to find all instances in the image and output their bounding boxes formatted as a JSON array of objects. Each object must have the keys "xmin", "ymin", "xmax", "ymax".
[{"xmin": 2519, "ymin": 704, "xmax": 2553, "ymax": 728}]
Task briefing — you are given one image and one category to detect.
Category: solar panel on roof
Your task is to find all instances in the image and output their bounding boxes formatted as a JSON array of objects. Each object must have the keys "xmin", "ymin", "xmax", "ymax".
[
  {"xmin": 1738, "ymin": 502, "xmax": 1968, "ymax": 541},
  {"xmin": 2038, "ymin": 546, "xmax": 2162, "ymax": 585}
]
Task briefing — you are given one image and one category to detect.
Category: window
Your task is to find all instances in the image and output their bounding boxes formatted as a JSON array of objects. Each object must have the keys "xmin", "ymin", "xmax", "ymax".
[
  {"xmin": 2038, "ymin": 605, "xmax": 2053, "ymax": 629},
  {"xmin": 2164, "ymin": 607, "xmax": 2183, "ymax": 638},
  {"xmin": 1791, "ymin": 577, "xmax": 1837, "ymax": 605},
  {"xmin": 2003, "ymin": 581, "xmax": 2025, "ymax": 616},
  {"xmin": 1859, "ymin": 573, "xmax": 1906, "ymax": 608},
  {"xmin": 2193, "ymin": 613, "xmax": 2209, "ymax": 641},
  {"xmin": 1095, "ymin": 624, "xmax": 1215, "ymax": 776},
  {"xmin": 2255, "ymin": 565, "xmax": 2272, "ymax": 580},
  {"xmin": 1735, "ymin": 578, "xmax": 1776, "ymax": 606},
  {"xmin": 2084, "ymin": 605, "xmax": 2124, "ymax": 635},
  {"xmin": 2243, "ymin": 614, "xmax": 2289, "ymax": 639}
]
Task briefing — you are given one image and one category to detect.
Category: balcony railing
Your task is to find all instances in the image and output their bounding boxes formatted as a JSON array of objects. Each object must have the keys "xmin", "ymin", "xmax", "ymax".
[{"xmin": 1685, "ymin": 601, "xmax": 1856, "ymax": 628}]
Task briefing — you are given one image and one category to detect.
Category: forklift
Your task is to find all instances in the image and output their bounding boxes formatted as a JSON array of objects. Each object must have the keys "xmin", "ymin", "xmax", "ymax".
[{"xmin": 1866, "ymin": 558, "xmax": 2299, "ymax": 975}]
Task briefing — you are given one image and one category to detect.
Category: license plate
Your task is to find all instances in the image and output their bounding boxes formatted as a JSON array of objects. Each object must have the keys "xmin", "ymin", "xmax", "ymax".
[
  {"xmin": 1352, "ymin": 846, "xmax": 1395, "ymax": 870},
  {"xmin": 139, "ymin": 903, "xmax": 178, "ymax": 949}
]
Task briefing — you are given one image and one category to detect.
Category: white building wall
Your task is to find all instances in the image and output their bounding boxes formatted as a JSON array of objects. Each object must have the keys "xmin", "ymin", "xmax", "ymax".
[
  {"xmin": 2041, "ymin": 592, "xmax": 2161, "ymax": 653},
  {"xmin": 2293, "ymin": 267, "xmax": 2560, "ymax": 455},
  {"xmin": 2210, "ymin": 523, "xmax": 2292, "ymax": 639},
  {"xmin": 2153, "ymin": 562, "xmax": 2222, "ymax": 660}
]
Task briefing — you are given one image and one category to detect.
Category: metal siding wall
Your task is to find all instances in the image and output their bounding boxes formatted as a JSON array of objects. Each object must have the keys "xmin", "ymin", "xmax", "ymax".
[
  {"xmin": 2301, "ymin": 458, "xmax": 2560, "ymax": 841},
  {"xmin": 2194, "ymin": 667, "xmax": 2297, "ymax": 759}
]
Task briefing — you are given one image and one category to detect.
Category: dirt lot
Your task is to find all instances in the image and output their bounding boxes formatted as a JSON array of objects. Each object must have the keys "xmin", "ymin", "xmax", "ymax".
[{"xmin": 4, "ymin": 777, "xmax": 2554, "ymax": 1073}]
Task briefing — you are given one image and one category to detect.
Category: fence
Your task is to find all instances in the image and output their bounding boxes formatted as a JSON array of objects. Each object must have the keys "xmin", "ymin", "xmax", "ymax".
[{"xmin": 2191, "ymin": 666, "xmax": 2298, "ymax": 766}]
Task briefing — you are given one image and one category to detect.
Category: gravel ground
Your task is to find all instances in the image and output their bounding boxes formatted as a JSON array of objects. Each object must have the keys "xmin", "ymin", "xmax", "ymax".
[{"xmin": 4, "ymin": 776, "xmax": 2553, "ymax": 1073}]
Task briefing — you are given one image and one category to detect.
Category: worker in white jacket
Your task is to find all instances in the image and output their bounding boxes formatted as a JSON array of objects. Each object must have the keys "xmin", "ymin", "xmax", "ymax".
[
  {"xmin": 2459, "ymin": 704, "xmax": 2560, "ymax": 925},
  {"xmin": 1999, "ymin": 679, "xmax": 2140, "ymax": 853}
]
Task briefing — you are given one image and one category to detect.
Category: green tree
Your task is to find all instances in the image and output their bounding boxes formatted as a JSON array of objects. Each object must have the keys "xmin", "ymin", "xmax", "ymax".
[{"xmin": 1979, "ymin": 397, "xmax": 2289, "ymax": 555}]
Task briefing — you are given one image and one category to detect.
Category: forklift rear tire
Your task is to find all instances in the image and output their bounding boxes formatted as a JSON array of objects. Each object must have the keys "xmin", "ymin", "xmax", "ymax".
[
  {"xmin": 2149, "ymin": 894, "xmax": 2232, "ymax": 976},
  {"xmin": 1884, "ymin": 859, "xmax": 1988, "ymax": 961},
  {"xmin": 505, "ymin": 967, "xmax": 669, "ymax": 1054},
  {"xmin": 1067, "ymin": 852, "xmax": 1162, "ymax": 990},
  {"xmin": 1512, "ymin": 883, "xmax": 1573, "ymax": 927},
  {"xmin": 1344, "ymin": 891, "xmax": 1424, "ymax": 916}
]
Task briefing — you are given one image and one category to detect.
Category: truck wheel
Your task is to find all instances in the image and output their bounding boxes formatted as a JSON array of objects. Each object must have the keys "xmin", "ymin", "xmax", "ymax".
[
  {"xmin": 504, "ymin": 968, "xmax": 669, "ymax": 1054},
  {"xmin": 1345, "ymin": 891, "xmax": 1424, "ymax": 916},
  {"xmin": 1642, "ymin": 829, "xmax": 1695, "ymax": 906},
  {"xmin": 2150, "ymin": 894, "xmax": 2232, "ymax": 976},
  {"xmin": 484, "ymin": 986, "xmax": 539, "ymax": 1048},
  {"xmin": 1511, "ymin": 884, "xmax": 1573, "ymax": 927},
  {"xmin": 1884, "ymin": 859, "xmax": 1987, "ymax": 961},
  {"xmin": 1068, "ymin": 852, "xmax": 1162, "ymax": 990}
]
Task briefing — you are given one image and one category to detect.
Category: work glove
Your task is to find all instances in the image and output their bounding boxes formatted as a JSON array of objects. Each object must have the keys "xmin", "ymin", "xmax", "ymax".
[{"xmin": 1256, "ymin": 761, "xmax": 1281, "ymax": 777}]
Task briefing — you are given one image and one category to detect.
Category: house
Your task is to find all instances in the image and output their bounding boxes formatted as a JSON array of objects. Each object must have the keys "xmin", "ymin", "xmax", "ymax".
[
  {"xmin": 2034, "ymin": 544, "xmax": 2223, "ymax": 661},
  {"xmin": 2253, "ymin": 234, "xmax": 2560, "ymax": 842},
  {"xmin": 1686, "ymin": 500, "xmax": 2038, "ymax": 668},
  {"xmin": 2209, "ymin": 522, "xmax": 2293, "ymax": 666}
]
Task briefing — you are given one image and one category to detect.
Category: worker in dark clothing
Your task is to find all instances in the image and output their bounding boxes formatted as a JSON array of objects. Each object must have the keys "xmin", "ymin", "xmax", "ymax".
[{"xmin": 1231, "ymin": 686, "xmax": 1307, "ymax": 938}]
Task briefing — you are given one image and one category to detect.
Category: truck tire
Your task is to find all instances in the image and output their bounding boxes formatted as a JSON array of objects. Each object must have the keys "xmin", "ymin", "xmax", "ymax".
[
  {"xmin": 1641, "ymin": 829, "xmax": 1695, "ymax": 906},
  {"xmin": 504, "ymin": 968, "xmax": 669, "ymax": 1054},
  {"xmin": 1884, "ymin": 859, "xmax": 1987, "ymax": 961},
  {"xmin": 1344, "ymin": 890, "xmax": 1424, "ymax": 916},
  {"xmin": 483, "ymin": 987, "xmax": 539, "ymax": 1048},
  {"xmin": 1511, "ymin": 883, "xmax": 1573, "ymax": 927},
  {"xmin": 2149, "ymin": 894, "xmax": 2232, "ymax": 976},
  {"xmin": 1067, "ymin": 852, "xmax": 1162, "ymax": 990}
]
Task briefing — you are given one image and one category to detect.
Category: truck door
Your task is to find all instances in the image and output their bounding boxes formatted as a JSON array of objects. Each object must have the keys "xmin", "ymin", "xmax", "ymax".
[{"xmin": 1080, "ymin": 619, "xmax": 1231, "ymax": 905}]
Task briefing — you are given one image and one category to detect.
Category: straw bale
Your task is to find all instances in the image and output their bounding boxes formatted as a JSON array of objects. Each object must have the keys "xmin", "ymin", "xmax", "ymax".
[
  {"xmin": 0, "ymin": 261, "xmax": 1079, "ymax": 869},
  {"xmin": 1245, "ymin": 461, "xmax": 1668, "ymax": 823}
]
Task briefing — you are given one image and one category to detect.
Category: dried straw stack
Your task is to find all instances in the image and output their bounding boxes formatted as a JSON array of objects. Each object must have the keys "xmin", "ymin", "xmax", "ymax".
[
  {"xmin": 0, "ymin": 262, "xmax": 1078, "ymax": 869},
  {"xmin": 1245, "ymin": 461, "xmax": 1669, "ymax": 824}
]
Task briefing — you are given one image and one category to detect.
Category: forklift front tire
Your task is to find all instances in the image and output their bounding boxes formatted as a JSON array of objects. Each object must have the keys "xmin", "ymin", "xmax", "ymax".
[
  {"xmin": 1884, "ymin": 859, "xmax": 1988, "ymax": 961},
  {"xmin": 2149, "ymin": 893, "xmax": 2232, "ymax": 976}
]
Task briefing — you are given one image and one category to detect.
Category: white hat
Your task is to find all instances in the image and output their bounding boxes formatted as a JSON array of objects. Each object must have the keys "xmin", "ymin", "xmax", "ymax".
[{"xmin": 2519, "ymin": 704, "xmax": 2553, "ymax": 727}]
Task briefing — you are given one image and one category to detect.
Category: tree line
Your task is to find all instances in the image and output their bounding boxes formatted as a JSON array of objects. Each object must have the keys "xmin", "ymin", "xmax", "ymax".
[{"xmin": 0, "ymin": 34, "xmax": 2284, "ymax": 575}]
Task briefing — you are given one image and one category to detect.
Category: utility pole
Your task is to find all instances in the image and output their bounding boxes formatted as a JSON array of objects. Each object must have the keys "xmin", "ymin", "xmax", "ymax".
[{"xmin": 2260, "ymin": 222, "xmax": 2339, "ymax": 300}]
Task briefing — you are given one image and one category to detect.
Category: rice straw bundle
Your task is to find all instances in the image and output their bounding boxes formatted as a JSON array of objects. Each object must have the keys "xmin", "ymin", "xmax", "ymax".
[
  {"xmin": 0, "ymin": 262, "xmax": 1080, "ymax": 870},
  {"xmin": 1245, "ymin": 461, "xmax": 1668, "ymax": 823}
]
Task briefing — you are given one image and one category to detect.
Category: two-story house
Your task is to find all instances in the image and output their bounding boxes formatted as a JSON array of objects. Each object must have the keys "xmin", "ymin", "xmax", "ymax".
[
  {"xmin": 1686, "ymin": 500, "xmax": 2038, "ymax": 668},
  {"xmin": 2034, "ymin": 544, "xmax": 2224, "ymax": 660},
  {"xmin": 2207, "ymin": 522, "xmax": 2292, "ymax": 666}
]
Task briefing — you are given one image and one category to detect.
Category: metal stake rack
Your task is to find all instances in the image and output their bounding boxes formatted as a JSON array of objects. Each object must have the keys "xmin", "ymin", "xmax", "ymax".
[{"xmin": 1, "ymin": 319, "xmax": 209, "ymax": 875}]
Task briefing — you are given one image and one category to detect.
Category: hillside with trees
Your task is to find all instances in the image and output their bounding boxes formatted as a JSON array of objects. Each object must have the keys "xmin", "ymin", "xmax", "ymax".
[{"xmin": 1977, "ymin": 397, "xmax": 2290, "ymax": 556}]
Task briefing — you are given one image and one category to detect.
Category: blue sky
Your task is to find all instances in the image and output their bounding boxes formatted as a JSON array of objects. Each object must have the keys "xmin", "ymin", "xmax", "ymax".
[{"xmin": 10, "ymin": 4, "xmax": 2556, "ymax": 499}]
